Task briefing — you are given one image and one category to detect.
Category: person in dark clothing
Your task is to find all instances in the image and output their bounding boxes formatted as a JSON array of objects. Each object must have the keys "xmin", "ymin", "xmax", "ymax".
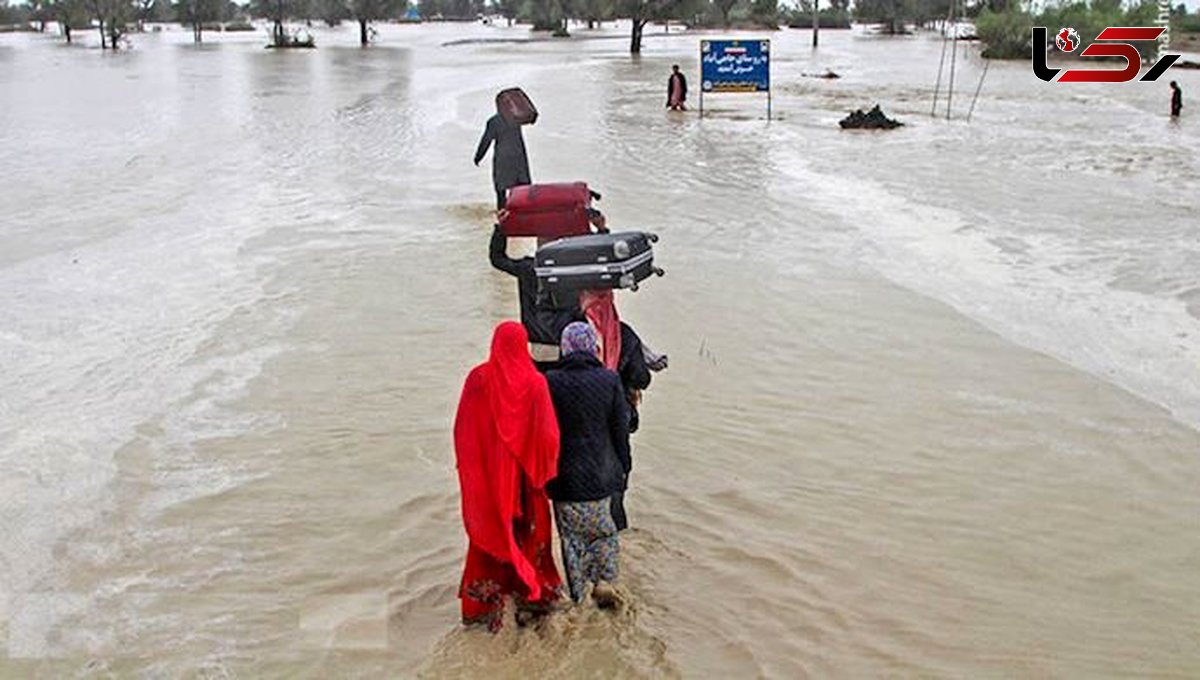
[
  {"xmin": 489, "ymin": 224, "xmax": 584, "ymax": 370},
  {"xmin": 617, "ymin": 322, "xmax": 652, "ymax": 433},
  {"xmin": 608, "ymin": 321, "xmax": 652, "ymax": 532},
  {"xmin": 489, "ymin": 208, "xmax": 611, "ymax": 370},
  {"xmin": 1170, "ymin": 81, "xmax": 1183, "ymax": 118},
  {"xmin": 545, "ymin": 322, "xmax": 630, "ymax": 607},
  {"xmin": 474, "ymin": 113, "xmax": 532, "ymax": 209},
  {"xmin": 667, "ymin": 65, "xmax": 688, "ymax": 111}
]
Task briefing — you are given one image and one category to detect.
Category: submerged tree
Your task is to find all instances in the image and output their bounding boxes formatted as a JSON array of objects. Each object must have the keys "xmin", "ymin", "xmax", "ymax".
[
  {"xmin": 48, "ymin": 0, "xmax": 90, "ymax": 42},
  {"xmin": 86, "ymin": 0, "xmax": 134, "ymax": 48},
  {"xmin": 572, "ymin": 0, "xmax": 615, "ymax": 28},
  {"xmin": 491, "ymin": 0, "xmax": 520, "ymax": 24},
  {"xmin": 618, "ymin": 0, "xmax": 681, "ymax": 52},
  {"xmin": 27, "ymin": 0, "xmax": 50, "ymax": 31},
  {"xmin": 249, "ymin": 0, "xmax": 310, "ymax": 45},
  {"xmin": 174, "ymin": 0, "xmax": 221, "ymax": 42},
  {"xmin": 347, "ymin": 0, "xmax": 403, "ymax": 43}
]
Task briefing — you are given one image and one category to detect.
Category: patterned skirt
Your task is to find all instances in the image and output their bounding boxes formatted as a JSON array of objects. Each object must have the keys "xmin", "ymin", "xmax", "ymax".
[{"xmin": 554, "ymin": 497, "xmax": 620, "ymax": 602}]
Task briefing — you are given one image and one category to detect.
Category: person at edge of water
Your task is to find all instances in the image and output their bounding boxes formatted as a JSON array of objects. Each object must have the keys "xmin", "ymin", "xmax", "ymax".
[
  {"xmin": 667, "ymin": 65, "xmax": 688, "ymax": 112},
  {"xmin": 545, "ymin": 322, "xmax": 630, "ymax": 609},
  {"xmin": 453, "ymin": 321, "xmax": 564, "ymax": 632},
  {"xmin": 1170, "ymin": 81, "xmax": 1183, "ymax": 118},
  {"xmin": 474, "ymin": 106, "xmax": 532, "ymax": 209},
  {"xmin": 488, "ymin": 208, "xmax": 608, "ymax": 371}
]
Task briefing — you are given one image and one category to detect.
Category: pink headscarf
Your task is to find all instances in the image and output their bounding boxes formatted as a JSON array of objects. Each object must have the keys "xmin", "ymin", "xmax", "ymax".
[{"xmin": 579, "ymin": 290, "xmax": 621, "ymax": 371}]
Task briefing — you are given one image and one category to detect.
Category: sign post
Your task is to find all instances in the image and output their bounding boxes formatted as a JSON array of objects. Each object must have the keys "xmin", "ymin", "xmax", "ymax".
[{"xmin": 700, "ymin": 39, "xmax": 772, "ymax": 120}]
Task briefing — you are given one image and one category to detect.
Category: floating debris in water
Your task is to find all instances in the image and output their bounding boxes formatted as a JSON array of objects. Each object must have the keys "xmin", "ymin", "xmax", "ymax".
[{"xmin": 839, "ymin": 105, "xmax": 904, "ymax": 130}]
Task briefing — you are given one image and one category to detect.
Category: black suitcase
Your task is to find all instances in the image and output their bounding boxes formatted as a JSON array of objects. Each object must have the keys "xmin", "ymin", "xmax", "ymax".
[{"xmin": 535, "ymin": 232, "xmax": 663, "ymax": 292}]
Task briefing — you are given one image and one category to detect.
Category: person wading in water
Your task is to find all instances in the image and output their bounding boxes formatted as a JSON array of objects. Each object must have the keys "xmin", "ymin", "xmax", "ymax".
[
  {"xmin": 453, "ymin": 322, "xmax": 563, "ymax": 630},
  {"xmin": 475, "ymin": 111, "xmax": 532, "ymax": 209},
  {"xmin": 545, "ymin": 322, "xmax": 630, "ymax": 609},
  {"xmin": 667, "ymin": 65, "xmax": 688, "ymax": 112}
]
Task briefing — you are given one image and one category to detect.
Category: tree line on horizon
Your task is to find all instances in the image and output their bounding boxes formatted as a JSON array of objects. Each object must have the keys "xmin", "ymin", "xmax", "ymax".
[{"xmin": 2, "ymin": 0, "xmax": 1197, "ymax": 53}]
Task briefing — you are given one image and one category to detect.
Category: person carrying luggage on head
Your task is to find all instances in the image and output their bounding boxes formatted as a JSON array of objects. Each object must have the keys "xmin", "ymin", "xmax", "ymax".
[
  {"xmin": 475, "ymin": 91, "xmax": 535, "ymax": 209},
  {"xmin": 489, "ymin": 208, "xmax": 609, "ymax": 370}
]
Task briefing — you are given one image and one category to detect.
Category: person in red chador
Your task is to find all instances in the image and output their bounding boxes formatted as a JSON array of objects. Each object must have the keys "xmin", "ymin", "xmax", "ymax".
[{"xmin": 453, "ymin": 321, "xmax": 563, "ymax": 630}]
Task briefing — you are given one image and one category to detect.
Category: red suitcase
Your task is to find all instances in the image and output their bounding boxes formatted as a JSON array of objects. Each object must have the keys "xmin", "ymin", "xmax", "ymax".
[
  {"xmin": 500, "ymin": 182, "xmax": 593, "ymax": 238},
  {"xmin": 496, "ymin": 88, "xmax": 538, "ymax": 126}
]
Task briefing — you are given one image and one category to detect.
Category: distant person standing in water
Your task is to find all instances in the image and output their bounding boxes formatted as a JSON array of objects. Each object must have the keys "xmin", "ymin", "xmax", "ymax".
[
  {"xmin": 475, "ymin": 110, "xmax": 531, "ymax": 209},
  {"xmin": 1170, "ymin": 81, "xmax": 1183, "ymax": 118},
  {"xmin": 667, "ymin": 65, "xmax": 688, "ymax": 111}
]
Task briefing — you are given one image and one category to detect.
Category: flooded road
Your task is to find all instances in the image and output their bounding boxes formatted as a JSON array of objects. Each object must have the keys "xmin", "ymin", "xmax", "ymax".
[{"xmin": 2, "ymin": 21, "xmax": 1199, "ymax": 677}]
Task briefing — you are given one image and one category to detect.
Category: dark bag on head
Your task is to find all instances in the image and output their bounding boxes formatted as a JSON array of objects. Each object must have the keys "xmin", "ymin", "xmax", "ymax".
[
  {"xmin": 535, "ymin": 232, "xmax": 663, "ymax": 292},
  {"xmin": 496, "ymin": 88, "xmax": 538, "ymax": 126}
]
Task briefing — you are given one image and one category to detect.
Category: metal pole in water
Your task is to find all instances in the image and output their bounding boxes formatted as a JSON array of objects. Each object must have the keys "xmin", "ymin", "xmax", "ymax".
[
  {"xmin": 931, "ymin": 4, "xmax": 954, "ymax": 117},
  {"xmin": 946, "ymin": 0, "xmax": 958, "ymax": 120},
  {"xmin": 812, "ymin": 0, "xmax": 819, "ymax": 48},
  {"xmin": 967, "ymin": 58, "xmax": 989, "ymax": 122}
]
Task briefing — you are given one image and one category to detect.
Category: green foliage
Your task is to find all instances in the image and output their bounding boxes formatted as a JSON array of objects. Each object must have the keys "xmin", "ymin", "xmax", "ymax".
[
  {"xmin": 174, "ymin": 0, "xmax": 224, "ymax": 26},
  {"xmin": 50, "ymin": 0, "xmax": 91, "ymax": 32},
  {"xmin": 1038, "ymin": 0, "xmax": 1160, "ymax": 59},
  {"xmin": 854, "ymin": 0, "xmax": 951, "ymax": 31},
  {"xmin": 0, "ymin": 2, "xmax": 27, "ymax": 24},
  {"xmin": 975, "ymin": 7, "xmax": 1030, "ymax": 57},
  {"xmin": 420, "ymin": 0, "xmax": 482, "ymax": 18},
  {"xmin": 570, "ymin": 0, "xmax": 616, "ymax": 25},
  {"xmin": 749, "ymin": 0, "xmax": 778, "ymax": 27},
  {"xmin": 783, "ymin": 2, "xmax": 851, "ymax": 28},
  {"xmin": 1174, "ymin": 13, "xmax": 1200, "ymax": 32}
]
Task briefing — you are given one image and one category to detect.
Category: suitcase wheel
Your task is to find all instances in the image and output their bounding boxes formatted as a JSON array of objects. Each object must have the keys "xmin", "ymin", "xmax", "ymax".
[
  {"xmin": 652, "ymin": 266, "xmax": 665, "ymax": 277},
  {"xmin": 647, "ymin": 232, "xmax": 659, "ymax": 243}
]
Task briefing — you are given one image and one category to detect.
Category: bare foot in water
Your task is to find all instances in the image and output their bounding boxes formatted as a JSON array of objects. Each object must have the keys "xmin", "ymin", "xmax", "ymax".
[{"xmin": 592, "ymin": 581, "xmax": 621, "ymax": 610}]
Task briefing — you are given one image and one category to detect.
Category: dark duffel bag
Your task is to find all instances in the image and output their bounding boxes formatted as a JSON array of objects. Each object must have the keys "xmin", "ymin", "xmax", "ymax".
[{"xmin": 535, "ymin": 232, "xmax": 664, "ymax": 292}]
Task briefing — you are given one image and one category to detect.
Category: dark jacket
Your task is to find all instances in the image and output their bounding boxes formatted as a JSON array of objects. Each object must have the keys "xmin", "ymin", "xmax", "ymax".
[
  {"xmin": 617, "ymin": 322, "xmax": 651, "ymax": 433},
  {"xmin": 474, "ymin": 114, "xmax": 531, "ymax": 198},
  {"xmin": 489, "ymin": 226, "xmax": 583, "ymax": 346},
  {"xmin": 545, "ymin": 352, "xmax": 631, "ymax": 503},
  {"xmin": 1172, "ymin": 86, "xmax": 1183, "ymax": 115}
]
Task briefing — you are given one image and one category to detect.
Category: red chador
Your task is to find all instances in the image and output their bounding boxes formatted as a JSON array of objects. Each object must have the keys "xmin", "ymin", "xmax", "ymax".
[{"xmin": 453, "ymin": 322, "xmax": 563, "ymax": 628}]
